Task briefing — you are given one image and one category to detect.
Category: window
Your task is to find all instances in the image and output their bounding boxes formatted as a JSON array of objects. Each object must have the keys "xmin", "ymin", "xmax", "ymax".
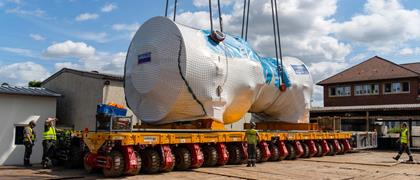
[
  {"xmin": 354, "ymin": 84, "xmax": 379, "ymax": 96},
  {"xmin": 15, "ymin": 126, "xmax": 25, "ymax": 145},
  {"xmin": 329, "ymin": 86, "xmax": 351, "ymax": 97},
  {"xmin": 384, "ymin": 82, "xmax": 410, "ymax": 94}
]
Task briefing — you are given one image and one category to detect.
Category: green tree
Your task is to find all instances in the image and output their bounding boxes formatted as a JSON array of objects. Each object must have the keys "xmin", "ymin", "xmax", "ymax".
[{"xmin": 28, "ymin": 80, "xmax": 42, "ymax": 87}]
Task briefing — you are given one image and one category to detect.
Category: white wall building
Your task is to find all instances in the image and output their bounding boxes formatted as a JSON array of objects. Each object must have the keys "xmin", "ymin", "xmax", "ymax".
[
  {"xmin": 42, "ymin": 68, "xmax": 138, "ymax": 130},
  {"xmin": 0, "ymin": 85, "xmax": 60, "ymax": 165}
]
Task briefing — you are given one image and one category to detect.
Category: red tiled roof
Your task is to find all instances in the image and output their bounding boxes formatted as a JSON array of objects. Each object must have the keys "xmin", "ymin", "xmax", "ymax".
[
  {"xmin": 317, "ymin": 56, "xmax": 420, "ymax": 85},
  {"xmin": 401, "ymin": 62, "xmax": 420, "ymax": 74}
]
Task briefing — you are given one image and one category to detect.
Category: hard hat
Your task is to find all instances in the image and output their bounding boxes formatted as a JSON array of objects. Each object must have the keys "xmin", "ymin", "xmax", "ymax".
[
  {"xmin": 46, "ymin": 117, "xmax": 57, "ymax": 122},
  {"xmin": 402, "ymin": 122, "xmax": 408, "ymax": 127},
  {"xmin": 29, "ymin": 120, "xmax": 36, "ymax": 126}
]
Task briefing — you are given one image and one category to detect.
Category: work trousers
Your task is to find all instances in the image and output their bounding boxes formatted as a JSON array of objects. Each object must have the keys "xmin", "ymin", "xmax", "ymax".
[
  {"xmin": 23, "ymin": 141, "xmax": 33, "ymax": 163},
  {"xmin": 247, "ymin": 143, "xmax": 257, "ymax": 165},
  {"xmin": 42, "ymin": 140, "xmax": 56, "ymax": 166},
  {"xmin": 398, "ymin": 143, "xmax": 412, "ymax": 156}
]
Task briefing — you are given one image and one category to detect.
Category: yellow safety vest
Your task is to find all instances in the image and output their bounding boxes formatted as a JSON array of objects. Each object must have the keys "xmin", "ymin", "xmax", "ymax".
[
  {"xmin": 246, "ymin": 129, "xmax": 258, "ymax": 145},
  {"xmin": 23, "ymin": 127, "xmax": 36, "ymax": 142},
  {"xmin": 43, "ymin": 127, "xmax": 57, "ymax": 140},
  {"xmin": 401, "ymin": 128, "xmax": 408, "ymax": 144}
]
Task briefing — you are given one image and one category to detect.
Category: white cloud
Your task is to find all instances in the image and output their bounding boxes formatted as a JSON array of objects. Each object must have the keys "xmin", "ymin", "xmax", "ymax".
[
  {"xmin": 6, "ymin": 7, "xmax": 47, "ymax": 18},
  {"xmin": 192, "ymin": 0, "xmax": 235, "ymax": 7},
  {"xmin": 0, "ymin": 61, "xmax": 50, "ymax": 86},
  {"xmin": 29, "ymin": 33, "xmax": 46, "ymax": 41},
  {"xmin": 77, "ymin": 32, "xmax": 108, "ymax": 43},
  {"xmin": 54, "ymin": 62, "xmax": 80, "ymax": 70},
  {"xmin": 112, "ymin": 23, "xmax": 140, "ymax": 31},
  {"xmin": 334, "ymin": 0, "xmax": 420, "ymax": 53},
  {"xmin": 101, "ymin": 3, "xmax": 117, "ymax": 12},
  {"xmin": 44, "ymin": 40, "xmax": 95, "ymax": 58},
  {"xmin": 42, "ymin": 40, "xmax": 126, "ymax": 74},
  {"xmin": 399, "ymin": 47, "xmax": 420, "ymax": 55},
  {"xmin": 0, "ymin": 47, "xmax": 34, "ymax": 57},
  {"xmin": 75, "ymin": 13, "xmax": 99, "ymax": 21}
]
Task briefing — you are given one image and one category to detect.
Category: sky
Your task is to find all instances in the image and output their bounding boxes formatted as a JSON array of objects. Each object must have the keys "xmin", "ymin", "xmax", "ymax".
[{"xmin": 1, "ymin": 0, "xmax": 420, "ymax": 106}]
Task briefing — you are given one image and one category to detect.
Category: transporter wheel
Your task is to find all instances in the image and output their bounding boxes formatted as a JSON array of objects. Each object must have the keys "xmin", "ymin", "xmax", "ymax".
[
  {"xmin": 314, "ymin": 142, "xmax": 323, "ymax": 157},
  {"xmin": 301, "ymin": 143, "xmax": 310, "ymax": 158},
  {"xmin": 103, "ymin": 151, "xmax": 125, "ymax": 177},
  {"xmin": 125, "ymin": 151, "xmax": 142, "ymax": 176},
  {"xmin": 83, "ymin": 153, "xmax": 96, "ymax": 173},
  {"xmin": 141, "ymin": 149, "xmax": 161, "ymax": 174},
  {"xmin": 338, "ymin": 142, "xmax": 345, "ymax": 155},
  {"xmin": 174, "ymin": 147, "xmax": 191, "ymax": 170},
  {"xmin": 327, "ymin": 142, "xmax": 335, "ymax": 156},
  {"xmin": 161, "ymin": 152, "xmax": 175, "ymax": 172},
  {"xmin": 268, "ymin": 145, "xmax": 280, "ymax": 161},
  {"xmin": 66, "ymin": 146, "xmax": 83, "ymax": 168},
  {"xmin": 227, "ymin": 144, "xmax": 242, "ymax": 165},
  {"xmin": 285, "ymin": 143, "xmax": 296, "ymax": 160},
  {"xmin": 255, "ymin": 147, "xmax": 262, "ymax": 162},
  {"xmin": 202, "ymin": 146, "xmax": 218, "ymax": 167}
]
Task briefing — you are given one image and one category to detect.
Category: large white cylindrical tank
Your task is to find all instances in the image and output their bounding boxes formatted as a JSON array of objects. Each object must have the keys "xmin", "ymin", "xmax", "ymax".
[{"xmin": 124, "ymin": 17, "xmax": 313, "ymax": 125}]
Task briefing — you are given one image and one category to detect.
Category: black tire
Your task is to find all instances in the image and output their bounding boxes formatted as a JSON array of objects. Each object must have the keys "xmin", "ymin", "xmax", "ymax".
[
  {"xmin": 174, "ymin": 147, "xmax": 191, "ymax": 170},
  {"xmin": 338, "ymin": 142, "xmax": 345, "ymax": 155},
  {"xmin": 268, "ymin": 145, "xmax": 280, "ymax": 161},
  {"xmin": 285, "ymin": 143, "xmax": 296, "ymax": 160},
  {"xmin": 202, "ymin": 146, "xmax": 218, "ymax": 167},
  {"xmin": 66, "ymin": 145, "xmax": 83, "ymax": 168},
  {"xmin": 227, "ymin": 144, "xmax": 242, "ymax": 165},
  {"xmin": 103, "ymin": 151, "xmax": 125, "ymax": 177},
  {"xmin": 125, "ymin": 151, "xmax": 141, "ymax": 176},
  {"xmin": 327, "ymin": 142, "xmax": 335, "ymax": 156},
  {"xmin": 301, "ymin": 143, "xmax": 310, "ymax": 158},
  {"xmin": 314, "ymin": 142, "xmax": 323, "ymax": 157},
  {"xmin": 255, "ymin": 147, "xmax": 262, "ymax": 162},
  {"xmin": 161, "ymin": 152, "xmax": 175, "ymax": 172},
  {"xmin": 141, "ymin": 149, "xmax": 161, "ymax": 174}
]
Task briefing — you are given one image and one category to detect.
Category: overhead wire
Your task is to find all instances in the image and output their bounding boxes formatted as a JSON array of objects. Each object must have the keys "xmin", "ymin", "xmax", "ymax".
[
  {"xmin": 241, "ymin": 0, "xmax": 247, "ymax": 38},
  {"xmin": 165, "ymin": 0, "xmax": 169, "ymax": 17},
  {"xmin": 173, "ymin": 0, "xmax": 178, "ymax": 21},
  {"xmin": 244, "ymin": 0, "xmax": 250, "ymax": 41},
  {"xmin": 209, "ymin": 0, "xmax": 213, "ymax": 32},
  {"xmin": 274, "ymin": 0, "xmax": 285, "ymax": 86},
  {"xmin": 270, "ymin": 0, "xmax": 280, "ymax": 90},
  {"xmin": 217, "ymin": 0, "xmax": 223, "ymax": 32}
]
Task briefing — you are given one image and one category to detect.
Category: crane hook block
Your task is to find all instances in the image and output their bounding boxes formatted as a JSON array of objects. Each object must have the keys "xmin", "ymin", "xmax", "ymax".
[{"xmin": 210, "ymin": 30, "xmax": 225, "ymax": 43}]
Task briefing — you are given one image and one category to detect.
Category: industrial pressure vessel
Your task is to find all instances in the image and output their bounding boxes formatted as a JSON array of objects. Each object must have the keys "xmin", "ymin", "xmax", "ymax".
[{"xmin": 124, "ymin": 16, "xmax": 313, "ymax": 125}]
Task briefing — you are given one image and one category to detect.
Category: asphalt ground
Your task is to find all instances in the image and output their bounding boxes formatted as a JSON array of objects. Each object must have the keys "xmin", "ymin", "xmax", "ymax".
[{"xmin": 1, "ymin": 150, "xmax": 419, "ymax": 180}]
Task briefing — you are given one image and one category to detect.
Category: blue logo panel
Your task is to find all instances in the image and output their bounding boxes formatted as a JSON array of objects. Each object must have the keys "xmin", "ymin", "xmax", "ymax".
[
  {"xmin": 291, "ymin": 64, "xmax": 309, "ymax": 75},
  {"xmin": 138, "ymin": 52, "xmax": 151, "ymax": 64}
]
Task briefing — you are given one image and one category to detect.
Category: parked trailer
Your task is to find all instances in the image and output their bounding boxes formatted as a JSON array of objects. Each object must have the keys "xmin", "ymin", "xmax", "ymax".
[{"xmin": 78, "ymin": 117, "xmax": 352, "ymax": 177}]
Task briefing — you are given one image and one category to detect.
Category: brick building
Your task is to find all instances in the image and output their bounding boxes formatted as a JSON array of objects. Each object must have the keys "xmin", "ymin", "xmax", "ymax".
[
  {"xmin": 317, "ymin": 56, "xmax": 420, "ymax": 106},
  {"xmin": 311, "ymin": 56, "xmax": 420, "ymax": 149}
]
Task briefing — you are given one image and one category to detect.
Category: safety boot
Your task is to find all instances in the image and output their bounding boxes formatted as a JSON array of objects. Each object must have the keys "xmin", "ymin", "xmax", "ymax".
[
  {"xmin": 408, "ymin": 156, "xmax": 414, "ymax": 162},
  {"xmin": 247, "ymin": 161, "xmax": 251, "ymax": 167},
  {"xmin": 393, "ymin": 155, "xmax": 400, "ymax": 161},
  {"xmin": 24, "ymin": 159, "xmax": 32, "ymax": 167}
]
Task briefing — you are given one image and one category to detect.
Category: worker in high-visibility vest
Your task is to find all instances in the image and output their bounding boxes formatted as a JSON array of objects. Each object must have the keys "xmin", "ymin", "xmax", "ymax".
[
  {"xmin": 41, "ymin": 118, "xmax": 58, "ymax": 168},
  {"xmin": 23, "ymin": 121, "xmax": 36, "ymax": 167},
  {"xmin": 393, "ymin": 123, "xmax": 414, "ymax": 162},
  {"xmin": 244, "ymin": 122, "xmax": 259, "ymax": 167}
]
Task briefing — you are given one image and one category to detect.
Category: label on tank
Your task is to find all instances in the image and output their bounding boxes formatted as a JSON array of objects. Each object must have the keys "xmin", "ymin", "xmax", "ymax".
[
  {"xmin": 138, "ymin": 52, "xmax": 151, "ymax": 64},
  {"xmin": 291, "ymin": 64, "xmax": 309, "ymax": 75}
]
